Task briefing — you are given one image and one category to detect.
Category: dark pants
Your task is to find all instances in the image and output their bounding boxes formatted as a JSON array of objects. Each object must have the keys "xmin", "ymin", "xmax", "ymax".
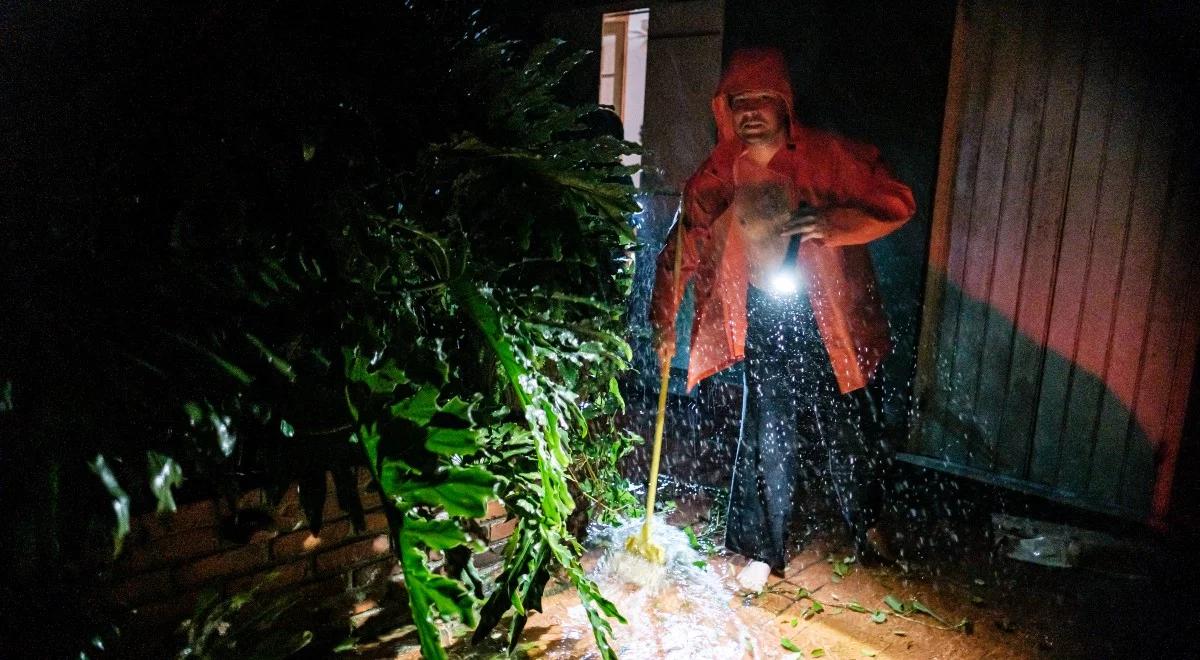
[{"xmin": 724, "ymin": 285, "xmax": 889, "ymax": 571}]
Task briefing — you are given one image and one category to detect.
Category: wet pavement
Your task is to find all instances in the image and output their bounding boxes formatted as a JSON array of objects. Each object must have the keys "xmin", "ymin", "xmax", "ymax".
[{"xmin": 354, "ymin": 488, "xmax": 1190, "ymax": 660}]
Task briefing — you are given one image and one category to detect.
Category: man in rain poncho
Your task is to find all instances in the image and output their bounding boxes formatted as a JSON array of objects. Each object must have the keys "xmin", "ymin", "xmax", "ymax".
[{"xmin": 650, "ymin": 48, "xmax": 915, "ymax": 573}]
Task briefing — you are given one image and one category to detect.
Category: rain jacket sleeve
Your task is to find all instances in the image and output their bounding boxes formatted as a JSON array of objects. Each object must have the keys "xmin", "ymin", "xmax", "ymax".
[
  {"xmin": 816, "ymin": 135, "xmax": 916, "ymax": 247},
  {"xmin": 648, "ymin": 169, "xmax": 722, "ymax": 350}
]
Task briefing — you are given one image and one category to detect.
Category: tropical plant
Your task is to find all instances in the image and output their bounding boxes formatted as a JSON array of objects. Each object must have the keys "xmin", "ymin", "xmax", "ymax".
[{"xmin": 1, "ymin": 1, "xmax": 641, "ymax": 657}]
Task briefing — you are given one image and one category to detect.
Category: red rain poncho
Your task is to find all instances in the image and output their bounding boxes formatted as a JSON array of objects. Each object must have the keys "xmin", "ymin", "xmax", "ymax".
[{"xmin": 650, "ymin": 48, "xmax": 916, "ymax": 394}]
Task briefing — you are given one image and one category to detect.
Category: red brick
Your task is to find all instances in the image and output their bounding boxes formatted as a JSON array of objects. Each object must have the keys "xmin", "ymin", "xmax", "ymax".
[
  {"xmin": 474, "ymin": 550, "xmax": 503, "ymax": 570},
  {"xmin": 133, "ymin": 500, "xmax": 218, "ymax": 540},
  {"xmin": 486, "ymin": 517, "xmax": 518, "ymax": 542},
  {"xmin": 125, "ymin": 590, "xmax": 201, "ymax": 633},
  {"xmin": 357, "ymin": 467, "xmax": 374, "ymax": 489},
  {"xmin": 271, "ymin": 517, "xmax": 353, "ymax": 560},
  {"xmin": 359, "ymin": 489, "xmax": 383, "ymax": 510},
  {"xmin": 248, "ymin": 528, "xmax": 279, "ymax": 545},
  {"xmin": 273, "ymin": 488, "xmax": 306, "ymax": 532},
  {"xmin": 362, "ymin": 510, "xmax": 389, "ymax": 534},
  {"xmin": 236, "ymin": 488, "xmax": 266, "ymax": 510},
  {"xmin": 352, "ymin": 557, "xmax": 399, "ymax": 592},
  {"xmin": 225, "ymin": 559, "xmax": 309, "ymax": 595},
  {"xmin": 315, "ymin": 535, "xmax": 391, "ymax": 574},
  {"xmin": 111, "ymin": 567, "xmax": 175, "ymax": 606},
  {"xmin": 118, "ymin": 527, "xmax": 222, "ymax": 574},
  {"xmin": 484, "ymin": 499, "xmax": 506, "ymax": 521},
  {"xmin": 323, "ymin": 496, "xmax": 348, "ymax": 522},
  {"xmin": 176, "ymin": 543, "xmax": 269, "ymax": 586},
  {"xmin": 292, "ymin": 573, "xmax": 352, "ymax": 604}
]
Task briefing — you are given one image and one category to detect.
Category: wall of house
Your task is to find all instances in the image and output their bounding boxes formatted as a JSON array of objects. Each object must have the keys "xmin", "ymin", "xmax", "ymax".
[{"xmin": 106, "ymin": 470, "xmax": 513, "ymax": 653}]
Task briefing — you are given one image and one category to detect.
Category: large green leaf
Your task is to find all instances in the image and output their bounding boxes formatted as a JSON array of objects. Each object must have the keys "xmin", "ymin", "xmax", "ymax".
[
  {"xmin": 425, "ymin": 427, "xmax": 482, "ymax": 456},
  {"xmin": 393, "ymin": 466, "xmax": 496, "ymax": 518},
  {"xmin": 398, "ymin": 514, "xmax": 479, "ymax": 660},
  {"xmin": 391, "ymin": 386, "xmax": 441, "ymax": 425},
  {"xmin": 404, "ymin": 517, "xmax": 483, "ymax": 551}
]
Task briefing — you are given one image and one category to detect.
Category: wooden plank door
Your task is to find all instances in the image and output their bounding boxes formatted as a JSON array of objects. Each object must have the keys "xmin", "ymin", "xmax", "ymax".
[{"xmin": 910, "ymin": 0, "xmax": 1200, "ymax": 524}]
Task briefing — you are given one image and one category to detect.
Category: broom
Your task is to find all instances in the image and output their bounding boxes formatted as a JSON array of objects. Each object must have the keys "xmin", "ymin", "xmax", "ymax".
[{"xmin": 625, "ymin": 218, "xmax": 685, "ymax": 564}]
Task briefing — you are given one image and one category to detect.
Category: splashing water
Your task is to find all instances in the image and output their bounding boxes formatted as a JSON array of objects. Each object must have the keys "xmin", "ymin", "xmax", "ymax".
[{"xmin": 467, "ymin": 518, "xmax": 779, "ymax": 660}]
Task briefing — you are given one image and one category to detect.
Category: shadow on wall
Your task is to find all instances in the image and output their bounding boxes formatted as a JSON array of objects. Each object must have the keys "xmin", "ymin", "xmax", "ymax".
[{"xmin": 912, "ymin": 279, "xmax": 1181, "ymax": 524}]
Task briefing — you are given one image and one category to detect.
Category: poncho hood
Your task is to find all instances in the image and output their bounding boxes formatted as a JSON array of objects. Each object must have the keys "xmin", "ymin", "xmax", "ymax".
[{"xmin": 711, "ymin": 47, "xmax": 803, "ymax": 147}]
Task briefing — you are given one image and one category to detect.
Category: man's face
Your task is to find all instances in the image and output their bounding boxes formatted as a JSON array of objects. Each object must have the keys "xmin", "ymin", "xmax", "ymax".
[{"xmin": 730, "ymin": 91, "xmax": 787, "ymax": 145}]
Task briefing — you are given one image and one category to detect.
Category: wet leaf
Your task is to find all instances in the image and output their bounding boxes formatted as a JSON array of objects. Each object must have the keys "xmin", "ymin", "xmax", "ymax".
[
  {"xmin": 404, "ymin": 517, "xmax": 482, "ymax": 551},
  {"xmin": 910, "ymin": 598, "xmax": 952, "ymax": 626},
  {"xmin": 279, "ymin": 419, "xmax": 295, "ymax": 438},
  {"xmin": 884, "ymin": 594, "xmax": 905, "ymax": 613},
  {"xmin": 391, "ymin": 387, "xmax": 441, "ymax": 426},
  {"xmin": 393, "ymin": 466, "xmax": 497, "ymax": 517},
  {"xmin": 90, "ymin": 454, "xmax": 131, "ymax": 556},
  {"xmin": 846, "ymin": 601, "xmax": 869, "ymax": 614},
  {"xmin": 871, "ymin": 610, "xmax": 888, "ymax": 624},
  {"xmin": 425, "ymin": 427, "xmax": 482, "ymax": 456},
  {"xmin": 146, "ymin": 451, "xmax": 183, "ymax": 514}
]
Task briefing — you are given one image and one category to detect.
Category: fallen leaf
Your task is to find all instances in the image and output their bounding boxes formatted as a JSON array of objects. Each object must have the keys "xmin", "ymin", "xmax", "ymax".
[
  {"xmin": 781, "ymin": 637, "xmax": 802, "ymax": 653},
  {"xmin": 791, "ymin": 617, "xmax": 799, "ymax": 627},
  {"xmin": 846, "ymin": 601, "xmax": 869, "ymax": 614},
  {"xmin": 884, "ymin": 594, "xmax": 905, "ymax": 613},
  {"xmin": 811, "ymin": 648, "xmax": 826, "ymax": 658},
  {"xmin": 803, "ymin": 601, "xmax": 824, "ymax": 619},
  {"xmin": 871, "ymin": 610, "xmax": 887, "ymax": 624},
  {"xmin": 892, "ymin": 630, "xmax": 907, "ymax": 636},
  {"xmin": 862, "ymin": 651, "xmax": 877, "ymax": 657}
]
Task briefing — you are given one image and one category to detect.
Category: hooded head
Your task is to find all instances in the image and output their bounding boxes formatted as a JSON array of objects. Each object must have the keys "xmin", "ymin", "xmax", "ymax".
[{"xmin": 712, "ymin": 48, "xmax": 800, "ymax": 147}]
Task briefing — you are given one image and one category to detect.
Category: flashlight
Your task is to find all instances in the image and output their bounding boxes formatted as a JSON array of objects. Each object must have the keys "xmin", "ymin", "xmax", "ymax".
[{"xmin": 769, "ymin": 233, "xmax": 803, "ymax": 295}]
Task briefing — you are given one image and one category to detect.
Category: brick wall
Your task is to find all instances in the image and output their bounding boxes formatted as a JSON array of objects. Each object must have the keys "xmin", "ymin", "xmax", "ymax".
[{"xmin": 108, "ymin": 469, "xmax": 514, "ymax": 651}]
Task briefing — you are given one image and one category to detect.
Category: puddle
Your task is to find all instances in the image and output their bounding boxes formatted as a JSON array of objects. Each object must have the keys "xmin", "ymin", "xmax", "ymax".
[{"xmin": 449, "ymin": 518, "xmax": 778, "ymax": 659}]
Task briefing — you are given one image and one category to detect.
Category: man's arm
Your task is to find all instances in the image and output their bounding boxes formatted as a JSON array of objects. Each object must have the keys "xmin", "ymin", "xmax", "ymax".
[{"xmin": 781, "ymin": 134, "xmax": 915, "ymax": 246}]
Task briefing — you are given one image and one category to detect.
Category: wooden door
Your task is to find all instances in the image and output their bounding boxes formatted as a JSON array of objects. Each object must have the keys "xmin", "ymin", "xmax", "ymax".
[{"xmin": 910, "ymin": 0, "xmax": 1200, "ymax": 524}]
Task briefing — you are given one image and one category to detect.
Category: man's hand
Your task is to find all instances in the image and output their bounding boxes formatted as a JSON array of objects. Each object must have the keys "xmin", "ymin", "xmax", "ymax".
[{"xmin": 780, "ymin": 206, "xmax": 828, "ymax": 243}]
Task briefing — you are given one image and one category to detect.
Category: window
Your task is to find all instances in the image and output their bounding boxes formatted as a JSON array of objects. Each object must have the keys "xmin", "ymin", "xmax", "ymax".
[{"xmin": 599, "ymin": 9, "xmax": 648, "ymax": 186}]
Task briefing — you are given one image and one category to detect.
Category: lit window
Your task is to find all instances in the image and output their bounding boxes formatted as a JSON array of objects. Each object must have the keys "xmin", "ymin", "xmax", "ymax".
[{"xmin": 600, "ymin": 9, "xmax": 648, "ymax": 186}]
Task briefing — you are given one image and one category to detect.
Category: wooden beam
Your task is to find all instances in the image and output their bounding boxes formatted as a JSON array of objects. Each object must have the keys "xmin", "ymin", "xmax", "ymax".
[{"xmin": 909, "ymin": 0, "xmax": 970, "ymax": 449}]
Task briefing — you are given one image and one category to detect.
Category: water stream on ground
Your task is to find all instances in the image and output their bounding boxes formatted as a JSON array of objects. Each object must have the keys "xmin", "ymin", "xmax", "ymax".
[{"xmin": 450, "ymin": 518, "xmax": 778, "ymax": 659}]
